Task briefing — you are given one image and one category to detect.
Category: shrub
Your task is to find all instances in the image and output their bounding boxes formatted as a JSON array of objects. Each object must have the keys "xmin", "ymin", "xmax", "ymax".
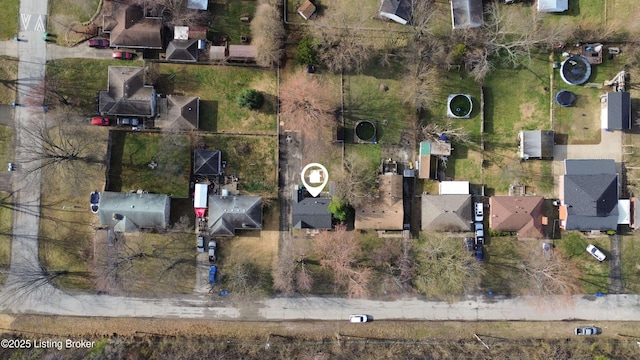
[
  {"xmin": 296, "ymin": 37, "xmax": 317, "ymax": 65},
  {"xmin": 328, "ymin": 198, "xmax": 352, "ymax": 222},
  {"xmin": 237, "ymin": 89, "xmax": 264, "ymax": 110}
]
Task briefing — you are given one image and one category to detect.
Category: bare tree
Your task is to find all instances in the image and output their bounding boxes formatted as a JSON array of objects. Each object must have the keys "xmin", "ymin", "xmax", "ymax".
[
  {"xmin": 310, "ymin": 3, "xmax": 373, "ymax": 73},
  {"xmin": 273, "ymin": 236, "xmax": 313, "ymax": 295},
  {"xmin": 251, "ymin": 2, "xmax": 285, "ymax": 67},
  {"xmin": 312, "ymin": 224, "xmax": 371, "ymax": 298},
  {"xmin": 332, "ymin": 153, "xmax": 378, "ymax": 208},
  {"xmin": 420, "ymin": 119, "xmax": 472, "ymax": 144},
  {"xmin": 279, "ymin": 70, "xmax": 338, "ymax": 134},
  {"xmin": 412, "ymin": 233, "xmax": 483, "ymax": 301},
  {"xmin": 517, "ymin": 244, "xmax": 582, "ymax": 297},
  {"xmin": 133, "ymin": 0, "xmax": 209, "ymax": 27}
]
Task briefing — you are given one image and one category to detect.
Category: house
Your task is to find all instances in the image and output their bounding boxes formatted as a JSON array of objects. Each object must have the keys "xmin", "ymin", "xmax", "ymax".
[
  {"xmin": 227, "ymin": 45, "xmax": 257, "ymax": 62},
  {"xmin": 537, "ymin": 0, "xmax": 568, "ymax": 12},
  {"xmin": 418, "ymin": 141, "xmax": 451, "ymax": 179},
  {"xmin": 297, "ymin": 0, "xmax": 317, "ymax": 20},
  {"xmin": 519, "ymin": 130, "xmax": 555, "ymax": 159},
  {"xmin": 156, "ymin": 95, "xmax": 200, "ymax": 129},
  {"xmin": 292, "ymin": 187, "xmax": 332, "ymax": 229},
  {"xmin": 99, "ymin": 66, "xmax": 156, "ymax": 118},
  {"xmin": 379, "ymin": 0, "xmax": 412, "ymax": 25},
  {"xmin": 355, "ymin": 174, "xmax": 403, "ymax": 230},
  {"xmin": 102, "ymin": 3, "xmax": 162, "ymax": 49},
  {"xmin": 194, "ymin": 149, "xmax": 222, "ymax": 177},
  {"xmin": 601, "ymin": 92, "xmax": 632, "ymax": 130},
  {"xmin": 489, "ymin": 196, "xmax": 546, "ymax": 238},
  {"xmin": 98, "ymin": 192, "xmax": 170, "ymax": 232},
  {"xmin": 451, "ymin": 0, "xmax": 483, "ymax": 30},
  {"xmin": 208, "ymin": 195, "xmax": 263, "ymax": 236},
  {"xmin": 187, "ymin": 0, "xmax": 208, "ymax": 10},
  {"xmin": 559, "ymin": 159, "xmax": 618, "ymax": 231},
  {"xmin": 439, "ymin": 181, "xmax": 469, "ymax": 195},
  {"xmin": 166, "ymin": 39, "xmax": 199, "ymax": 62},
  {"xmin": 421, "ymin": 195, "xmax": 473, "ymax": 232}
]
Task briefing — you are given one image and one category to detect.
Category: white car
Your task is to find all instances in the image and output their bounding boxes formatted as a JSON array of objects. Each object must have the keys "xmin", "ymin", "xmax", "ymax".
[
  {"xmin": 586, "ymin": 244, "xmax": 606, "ymax": 262},
  {"xmin": 349, "ymin": 315, "xmax": 369, "ymax": 323},
  {"xmin": 474, "ymin": 202, "xmax": 484, "ymax": 222}
]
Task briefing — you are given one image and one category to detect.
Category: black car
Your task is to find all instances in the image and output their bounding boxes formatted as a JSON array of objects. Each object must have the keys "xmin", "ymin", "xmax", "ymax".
[
  {"xmin": 90, "ymin": 191, "xmax": 100, "ymax": 214},
  {"xmin": 475, "ymin": 245, "xmax": 484, "ymax": 261}
]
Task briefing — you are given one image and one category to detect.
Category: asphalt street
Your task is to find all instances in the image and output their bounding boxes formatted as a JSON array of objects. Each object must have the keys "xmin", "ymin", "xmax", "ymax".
[{"xmin": 0, "ymin": 4, "xmax": 635, "ymax": 324}]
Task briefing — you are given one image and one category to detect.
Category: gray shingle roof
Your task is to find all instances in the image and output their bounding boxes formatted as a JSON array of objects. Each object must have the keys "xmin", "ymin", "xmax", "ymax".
[
  {"xmin": 166, "ymin": 39, "xmax": 199, "ymax": 62},
  {"xmin": 565, "ymin": 159, "xmax": 616, "ymax": 175},
  {"xmin": 520, "ymin": 130, "xmax": 555, "ymax": 159},
  {"xmin": 421, "ymin": 195, "xmax": 473, "ymax": 231},
  {"xmin": 606, "ymin": 92, "xmax": 631, "ymax": 130},
  {"xmin": 99, "ymin": 66, "xmax": 156, "ymax": 117},
  {"xmin": 98, "ymin": 192, "xmax": 170, "ymax": 232},
  {"xmin": 379, "ymin": 0, "xmax": 412, "ymax": 24},
  {"xmin": 194, "ymin": 149, "xmax": 221, "ymax": 176},
  {"xmin": 208, "ymin": 195, "xmax": 262, "ymax": 236},
  {"xmin": 291, "ymin": 188, "xmax": 331, "ymax": 229}
]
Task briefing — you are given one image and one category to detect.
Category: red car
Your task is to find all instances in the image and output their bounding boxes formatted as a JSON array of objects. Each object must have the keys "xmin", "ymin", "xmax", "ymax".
[
  {"xmin": 112, "ymin": 51, "xmax": 134, "ymax": 60},
  {"xmin": 91, "ymin": 117, "xmax": 110, "ymax": 126},
  {"xmin": 88, "ymin": 38, "xmax": 109, "ymax": 48}
]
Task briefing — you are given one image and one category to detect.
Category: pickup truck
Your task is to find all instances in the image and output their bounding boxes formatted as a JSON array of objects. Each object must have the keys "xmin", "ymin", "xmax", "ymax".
[{"xmin": 575, "ymin": 326, "xmax": 600, "ymax": 336}]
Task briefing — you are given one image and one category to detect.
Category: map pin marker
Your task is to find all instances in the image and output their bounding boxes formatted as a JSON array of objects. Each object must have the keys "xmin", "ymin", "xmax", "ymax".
[{"xmin": 301, "ymin": 163, "xmax": 329, "ymax": 197}]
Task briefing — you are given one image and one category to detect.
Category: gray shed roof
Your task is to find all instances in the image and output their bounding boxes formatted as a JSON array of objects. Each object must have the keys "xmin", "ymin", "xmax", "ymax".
[
  {"xmin": 208, "ymin": 195, "xmax": 263, "ymax": 236},
  {"xmin": 98, "ymin": 192, "xmax": 170, "ymax": 232},
  {"xmin": 166, "ymin": 39, "xmax": 199, "ymax": 62},
  {"xmin": 607, "ymin": 92, "xmax": 632, "ymax": 130},
  {"xmin": 379, "ymin": 0, "xmax": 412, "ymax": 24},
  {"xmin": 520, "ymin": 130, "xmax": 555, "ymax": 159},
  {"xmin": 194, "ymin": 149, "xmax": 221, "ymax": 176},
  {"xmin": 451, "ymin": 0, "xmax": 483, "ymax": 29},
  {"xmin": 291, "ymin": 188, "xmax": 332, "ymax": 229},
  {"xmin": 421, "ymin": 195, "xmax": 473, "ymax": 231}
]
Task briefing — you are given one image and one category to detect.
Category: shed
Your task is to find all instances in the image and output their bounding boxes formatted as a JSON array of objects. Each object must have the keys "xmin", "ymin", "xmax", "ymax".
[
  {"xmin": 174, "ymin": 26, "xmax": 189, "ymax": 40},
  {"xmin": 297, "ymin": 0, "xmax": 317, "ymax": 20},
  {"xmin": 601, "ymin": 92, "xmax": 632, "ymax": 130},
  {"xmin": 537, "ymin": 0, "xmax": 568, "ymax": 12},
  {"xmin": 379, "ymin": 0, "xmax": 412, "ymax": 25},
  {"xmin": 166, "ymin": 39, "xmax": 199, "ymax": 62},
  {"xmin": 451, "ymin": 0, "xmax": 483, "ymax": 29},
  {"xmin": 209, "ymin": 46, "xmax": 227, "ymax": 61},
  {"xmin": 439, "ymin": 181, "xmax": 470, "ymax": 195},
  {"xmin": 187, "ymin": 0, "xmax": 208, "ymax": 10},
  {"xmin": 519, "ymin": 130, "xmax": 555, "ymax": 159}
]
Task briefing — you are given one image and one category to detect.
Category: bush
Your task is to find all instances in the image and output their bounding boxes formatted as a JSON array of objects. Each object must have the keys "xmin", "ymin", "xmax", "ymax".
[
  {"xmin": 328, "ymin": 198, "xmax": 352, "ymax": 222},
  {"xmin": 237, "ymin": 89, "xmax": 264, "ymax": 110},
  {"xmin": 296, "ymin": 37, "xmax": 317, "ymax": 65}
]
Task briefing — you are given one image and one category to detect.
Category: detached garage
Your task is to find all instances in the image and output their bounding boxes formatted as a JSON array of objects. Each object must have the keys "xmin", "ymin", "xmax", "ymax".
[{"xmin": 601, "ymin": 92, "xmax": 632, "ymax": 130}]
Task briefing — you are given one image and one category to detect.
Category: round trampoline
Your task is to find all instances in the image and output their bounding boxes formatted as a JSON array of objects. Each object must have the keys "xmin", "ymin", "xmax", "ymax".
[
  {"xmin": 447, "ymin": 94, "xmax": 473, "ymax": 118},
  {"xmin": 555, "ymin": 90, "xmax": 576, "ymax": 107},
  {"xmin": 355, "ymin": 121, "xmax": 376, "ymax": 142},
  {"xmin": 560, "ymin": 55, "xmax": 592, "ymax": 85}
]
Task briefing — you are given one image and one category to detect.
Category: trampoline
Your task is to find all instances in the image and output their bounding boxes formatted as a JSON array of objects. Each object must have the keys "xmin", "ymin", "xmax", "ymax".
[
  {"xmin": 447, "ymin": 94, "xmax": 473, "ymax": 118},
  {"xmin": 355, "ymin": 121, "xmax": 377, "ymax": 143},
  {"xmin": 560, "ymin": 55, "xmax": 592, "ymax": 85},
  {"xmin": 555, "ymin": 90, "xmax": 576, "ymax": 107}
]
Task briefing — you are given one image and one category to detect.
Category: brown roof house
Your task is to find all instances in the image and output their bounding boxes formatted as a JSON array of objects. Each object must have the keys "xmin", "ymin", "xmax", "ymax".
[
  {"xmin": 297, "ymin": 0, "xmax": 317, "ymax": 20},
  {"xmin": 489, "ymin": 196, "xmax": 546, "ymax": 238},
  {"xmin": 421, "ymin": 195, "xmax": 473, "ymax": 232},
  {"xmin": 156, "ymin": 95, "xmax": 200, "ymax": 129},
  {"xmin": 355, "ymin": 174, "xmax": 404, "ymax": 230},
  {"xmin": 103, "ymin": 3, "xmax": 162, "ymax": 49},
  {"xmin": 99, "ymin": 66, "xmax": 156, "ymax": 118}
]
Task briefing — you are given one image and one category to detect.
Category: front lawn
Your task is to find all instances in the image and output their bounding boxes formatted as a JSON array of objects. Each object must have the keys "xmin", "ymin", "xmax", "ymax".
[
  {"xmin": 156, "ymin": 64, "xmax": 277, "ymax": 133},
  {"xmin": 0, "ymin": 0, "xmax": 19, "ymax": 40},
  {"xmin": 0, "ymin": 192, "xmax": 12, "ymax": 284},
  {"xmin": 108, "ymin": 132, "xmax": 191, "ymax": 197},
  {"xmin": 556, "ymin": 231, "xmax": 610, "ymax": 294},
  {"xmin": 0, "ymin": 56, "xmax": 19, "ymax": 105}
]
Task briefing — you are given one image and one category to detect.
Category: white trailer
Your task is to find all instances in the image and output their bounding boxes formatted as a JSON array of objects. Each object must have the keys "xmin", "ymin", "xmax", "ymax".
[{"xmin": 194, "ymin": 183, "xmax": 208, "ymax": 218}]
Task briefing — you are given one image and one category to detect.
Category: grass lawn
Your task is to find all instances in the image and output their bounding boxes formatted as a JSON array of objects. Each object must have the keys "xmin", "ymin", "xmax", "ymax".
[
  {"xmin": 46, "ymin": 59, "xmax": 144, "ymax": 114},
  {"xmin": 109, "ymin": 132, "xmax": 191, "ymax": 197},
  {"xmin": 200, "ymin": 134, "xmax": 278, "ymax": 197},
  {"xmin": 0, "ymin": 192, "xmax": 12, "ymax": 284},
  {"xmin": 344, "ymin": 71, "xmax": 414, "ymax": 144},
  {"xmin": 553, "ymin": 52, "xmax": 625, "ymax": 144},
  {"xmin": 620, "ymin": 231, "xmax": 640, "ymax": 293},
  {"xmin": 209, "ymin": 0, "xmax": 255, "ymax": 45},
  {"xmin": 156, "ymin": 64, "xmax": 277, "ymax": 133},
  {"xmin": 345, "ymin": 143, "xmax": 381, "ymax": 171},
  {"xmin": 556, "ymin": 231, "xmax": 610, "ymax": 294},
  {"xmin": 0, "ymin": 56, "xmax": 19, "ymax": 105},
  {"xmin": 482, "ymin": 236, "xmax": 525, "ymax": 296},
  {"xmin": 40, "ymin": 127, "xmax": 109, "ymax": 290},
  {"xmin": 48, "ymin": 0, "xmax": 101, "ymax": 44},
  {"xmin": 0, "ymin": 0, "xmax": 19, "ymax": 40}
]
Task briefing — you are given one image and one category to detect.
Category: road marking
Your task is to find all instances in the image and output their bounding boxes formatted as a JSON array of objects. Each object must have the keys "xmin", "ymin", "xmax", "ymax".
[{"xmin": 19, "ymin": 14, "xmax": 47, "ymax": 31}]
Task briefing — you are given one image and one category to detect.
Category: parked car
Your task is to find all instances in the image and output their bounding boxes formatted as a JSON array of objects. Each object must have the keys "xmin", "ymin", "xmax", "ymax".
[
  {"xmin": 474, "ymin": 202, "xmax": 484, "ymax": 222},
  {"xmin": 474, "ymin": 222, "xmax": 484, "ymax": 245},
  {"xmin": 349, "ymin": 315, "xmax": 369, "ymax": 323},
  {"xmin": 91, "ymin": 117, "xmax": 110, "ymax": 126},
  {"xmin": 197, "ymin": 235, "xmax": 205, "ymax": 253},
  {"xmin": 117, "ymin": 118, "xmax": 139, "ymax": 126},
  {"xmin": 90, "ymin": 191, "xmax": 100, "ymax": 214},
  {"xmin": 88, "ymin": 38, "xmax": 109, "ymax": 48},
  {"xmin": 464, "ymin": 237, "xmax": 475, "ymax": 252},
  {"xmin": 112, "ymin": 51, "xmax": 135, "ymax": 60},
  {"xmin": 208, "ymin": 266, "xmax": 217, "ymax": 285},
  {"xmin": 475, "ymin": 245, "xmax": 484, "ymax": 261},
  {"xmin": 586, "ymin": 244, "xmax": 606, "ymax": 262},
  {"xmin": 208, "ymin": 240, "xmax": 217, "ymax": 262},
  {"xmin": 575, "ymin": 326, "xmax": 600, "ymax": 336},
  {"xmin": 542, "ymin": 242, "xmax": 552, "ymax": 260}
]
